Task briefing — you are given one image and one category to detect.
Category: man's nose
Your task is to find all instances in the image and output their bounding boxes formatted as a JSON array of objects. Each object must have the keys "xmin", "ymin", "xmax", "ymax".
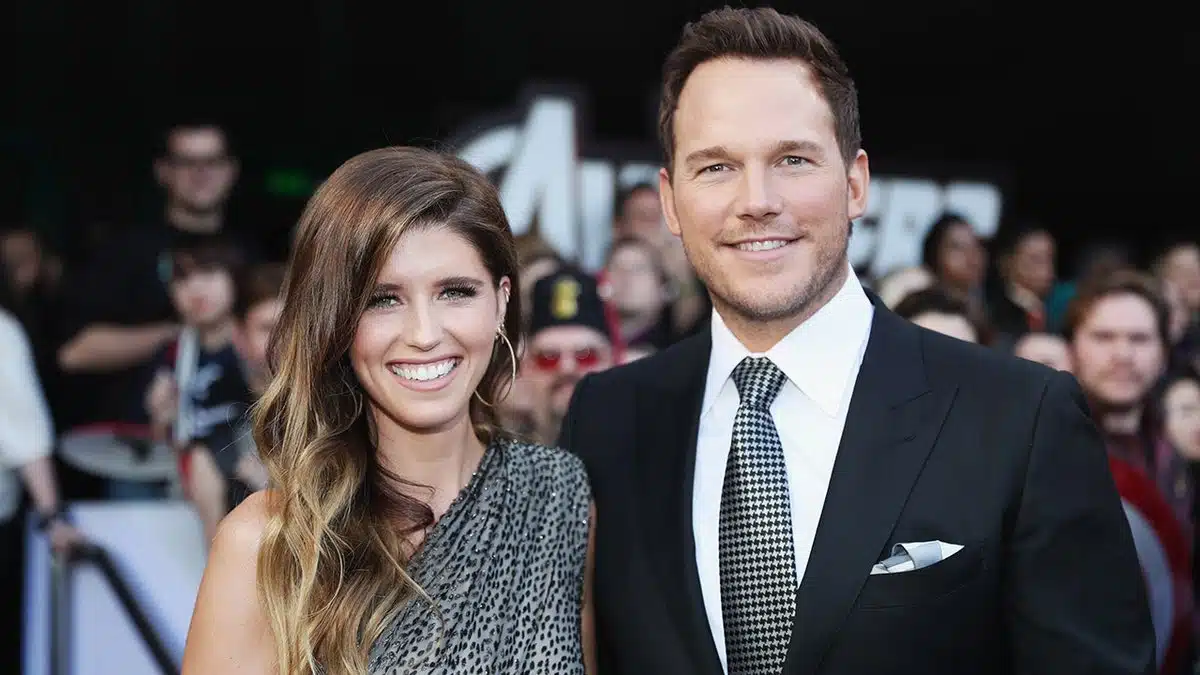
[
  {"xmin": 1111, "ymin": 340, "xmax": 1137, "ymax": 362},
  {"xmin": 736, "ymin": 166, "xmax": 783, "ymax": 221}
]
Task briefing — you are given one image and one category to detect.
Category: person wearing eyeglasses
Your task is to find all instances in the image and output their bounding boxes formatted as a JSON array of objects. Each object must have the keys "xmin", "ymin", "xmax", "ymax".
[
  {"xmin": 523, "ymin": 268, "xmax": 616, "ymax": 445},
  {"xmin": 55, "ymin": 121, "xmax": 259, "ymax": 449}
]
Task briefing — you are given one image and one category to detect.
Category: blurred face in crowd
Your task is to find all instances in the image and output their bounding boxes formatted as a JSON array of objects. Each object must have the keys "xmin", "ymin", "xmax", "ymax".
[
  {"xmin": 234, "ymin": 297, "xmax": 283, "ymax": 388},
  {"xmin": 0, "ymin": 230, "xmax": 42, "ymax": 295},
  {"xmin": 155, "ymin": 126, "xmax": 238, "ymax": 215},
  {"xmin": 606, "ymin": 240, "xmax": 667, "ymax": 319},
  {"xmin": 1163, "ymin": 377, "xmax": 1200, "ymax": 460},
  {"xmin": 1013, "ymin": 333, "xmax": 1073, "ymax": 373},
  {"xmin": 1007, "ymin": 230, "xmax": 1056, "ymax": 298},
  {"xmin": 1163, "ymin": 280, "xmax": 1191, "ymax": 345},
  {"xmin": 936, "ymin": 221, "xmax": 987, "ymax": 293},
  {"xmin": 619, "ymin": 187, "xmax": 666, "ymax": 241},
  {"xmin": 170, "ymin": 263, "xmax": 236, "ymax": 330},
  {"xmin": 1071, "ymin": 293, "xmax": 1165, "ymax": 411},
  {"xmin": 1160, "ymin": 244, "xmax": 1200, "ymax": 313},
  {"xmin": 909, "ymin": 311, "xmax": 977, "ymax": 344},
  {"xmin": 526, "ymin": 325, "xmax": 613, "ymax": 419},
  {"xmin": 351, "ymin": 227, "xmax": 509, "ymax": 434},
  {"xmin": 660, "ymin": 57, "xmax": 868, "ymax": 348}
]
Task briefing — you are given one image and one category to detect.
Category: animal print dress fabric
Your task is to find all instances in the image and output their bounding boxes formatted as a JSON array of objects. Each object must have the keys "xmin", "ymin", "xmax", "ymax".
[{"xmin": 367, "ymin": 439, "xmax": 592, "ymax": 674}]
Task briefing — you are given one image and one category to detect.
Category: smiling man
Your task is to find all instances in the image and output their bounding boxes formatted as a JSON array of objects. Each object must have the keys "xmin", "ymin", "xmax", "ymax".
[{"xmin": 557, "ymin": 7, "xmax": 1154, "ymax": 675}]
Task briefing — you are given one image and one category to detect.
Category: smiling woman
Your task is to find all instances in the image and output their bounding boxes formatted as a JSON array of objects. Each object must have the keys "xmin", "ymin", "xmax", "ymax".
[
  {"xmin": 352, "ymin": 228, "xmax": 510, "ymax": 426},
  {"xmin": 180, "ymin": 146, "xmax": 596, "ymax": 675}
]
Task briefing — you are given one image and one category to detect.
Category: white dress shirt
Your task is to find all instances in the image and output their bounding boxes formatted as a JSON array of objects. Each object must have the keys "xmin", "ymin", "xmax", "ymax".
[
  {"xmin": 0, "ymin": 310, "xmax": 55, "ymax": 522},
  {"xmin": 693, "ymin": 266, "xmax": 874, "ymax": 671}
]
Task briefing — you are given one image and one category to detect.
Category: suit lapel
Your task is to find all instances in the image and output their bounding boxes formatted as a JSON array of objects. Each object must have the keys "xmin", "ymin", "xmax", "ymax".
[
  {"xmin": 786, "ymin": 302, "xmax": 957, "ymax": 673},
  {"xmin": 636, "ymin": 329, "xmax": 725, "ymax": 675}
]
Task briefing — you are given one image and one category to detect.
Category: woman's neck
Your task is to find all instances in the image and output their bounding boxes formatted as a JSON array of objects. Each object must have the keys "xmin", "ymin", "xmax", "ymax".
[{"xmin": 373, "ymin": 413, "xmax": 486, "ymax": 520}]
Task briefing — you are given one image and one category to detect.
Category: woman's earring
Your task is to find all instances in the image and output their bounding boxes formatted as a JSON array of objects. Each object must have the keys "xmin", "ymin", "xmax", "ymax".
[
  {"xmin": 498, "ymin": 328, "xmax": 518, "ymax": 388},
  {"xmin": 473, "ymin": 328, "xmax": 519, "ymax": 408}
]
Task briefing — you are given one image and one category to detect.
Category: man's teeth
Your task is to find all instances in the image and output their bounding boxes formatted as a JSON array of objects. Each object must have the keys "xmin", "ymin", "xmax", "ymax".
[
  {"xmin": 390, "ymin": 359, "xmax": 457, "ymax": 382},
  {"xmin": 736, "ymin": 240, "xmax": 789, "ymax": 252}
]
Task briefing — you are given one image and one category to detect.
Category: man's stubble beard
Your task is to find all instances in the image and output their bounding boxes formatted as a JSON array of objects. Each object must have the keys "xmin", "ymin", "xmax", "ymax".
[
  {"xmin": 690, "ymin": 223, "xmax": 850, "ymax": 328},
  {"xmin": 179, "ymin": 199, "xmax": 224, "ymax": 219}
]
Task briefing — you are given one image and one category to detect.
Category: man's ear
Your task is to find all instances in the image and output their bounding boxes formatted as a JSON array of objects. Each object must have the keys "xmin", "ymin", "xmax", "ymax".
[
  {"xmin": 659, "ymin": 167, "xmax": 683, "ymax": 238},
  {"xmin": 154, "ymin": 158, "xmax": 171, "ymax": 188},
  {"xmin": 846, "ymin": 149, "xmax": 870, "ymax": 222}
]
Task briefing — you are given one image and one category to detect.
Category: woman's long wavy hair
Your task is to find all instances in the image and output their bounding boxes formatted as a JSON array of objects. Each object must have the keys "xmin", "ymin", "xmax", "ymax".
[{"xmin": 254, "ymin": 146, "xmax": 522, "ymax": 675}]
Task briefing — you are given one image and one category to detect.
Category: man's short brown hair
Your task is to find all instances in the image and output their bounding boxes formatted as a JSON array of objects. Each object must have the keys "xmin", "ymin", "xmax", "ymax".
[
  {"xmin": 658, "ymin": 6, "xmax": 861, "ymax": 175},
  {"xmin": 1064, "ymin": 269, "xmax": 1171, "ymax": 346},
  {"xmin": 234, "ymin": 262, "xmax": 286, "ymax": 321},
  {"xmin": 169, "ymin": 235, "xmax": 246, "ymax": 283}
]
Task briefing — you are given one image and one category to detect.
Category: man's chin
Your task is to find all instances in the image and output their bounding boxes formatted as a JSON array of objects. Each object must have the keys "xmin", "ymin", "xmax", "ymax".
[
  {"xmin": 181, "ymin": 200, "xmax": 226, "ymax": 216},
  {"xmin": 551, "ymin": 397, "xmax": 574, "ymax": 419},
  {"xmin": 1090, "ymin": 393, "xmax": 1145, "ymax": 416},
  {"xmin": 719, "ymin": 290, "xmax": 811, "ymax": 324},
  {"xmin": 715, "ymin": 262, "xmax": 847, "ymax": 324}
]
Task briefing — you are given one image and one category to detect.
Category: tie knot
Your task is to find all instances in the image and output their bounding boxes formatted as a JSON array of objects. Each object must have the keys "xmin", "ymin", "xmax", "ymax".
[{"xmin": 731, "ymin": 357, "xmax": 786, "ymax": 411}]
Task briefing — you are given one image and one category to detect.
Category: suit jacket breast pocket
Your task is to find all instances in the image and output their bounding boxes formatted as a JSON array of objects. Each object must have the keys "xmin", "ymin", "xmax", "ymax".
[{"xmin": 855, "ymin": 544, "xmax": 985, "ymax": 610}]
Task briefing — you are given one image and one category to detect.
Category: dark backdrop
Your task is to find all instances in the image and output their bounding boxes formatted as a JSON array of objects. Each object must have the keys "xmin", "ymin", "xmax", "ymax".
[{"xmin": 2, "ymin": 0, "xmax": 1193, "ymax": 271}]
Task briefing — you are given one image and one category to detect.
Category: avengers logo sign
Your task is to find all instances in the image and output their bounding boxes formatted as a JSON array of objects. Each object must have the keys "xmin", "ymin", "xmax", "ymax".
[{"xmin": 449, "ymin": 84, "xmax": 1006, "ymax": 277}]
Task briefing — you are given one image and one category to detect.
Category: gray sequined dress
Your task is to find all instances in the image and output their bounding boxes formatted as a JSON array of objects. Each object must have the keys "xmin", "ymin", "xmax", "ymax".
[{"xmin": 367, "ymin": 438, "xmax": 592, "ymax": 674}]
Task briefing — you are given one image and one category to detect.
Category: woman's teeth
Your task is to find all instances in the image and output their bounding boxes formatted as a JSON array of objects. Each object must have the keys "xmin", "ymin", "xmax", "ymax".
[{"xmin": 389, "ymin": 358, "xmax": 458, "ymax": 381}]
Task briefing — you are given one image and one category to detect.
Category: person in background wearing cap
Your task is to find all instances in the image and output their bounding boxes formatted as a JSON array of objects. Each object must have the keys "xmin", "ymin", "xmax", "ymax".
[{"xmin": 524, "ymin": 268, "xmax": 616, "ymax": 445}]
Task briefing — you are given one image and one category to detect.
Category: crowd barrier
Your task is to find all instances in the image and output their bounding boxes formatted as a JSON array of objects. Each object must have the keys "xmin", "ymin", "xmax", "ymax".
[
  {"xmin": 23, "ymin": 501, "xmax": 206, "ymax": 675},
  {"xmin": 19, "ymin": 441, "xmax": 1190, "ymax": 674}
]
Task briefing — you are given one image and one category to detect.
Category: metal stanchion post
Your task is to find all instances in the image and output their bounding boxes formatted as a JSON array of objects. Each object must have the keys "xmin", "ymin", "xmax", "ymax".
[{"xmin": 49, "ymin": 553, "xmax": 72, "ymax": 675}]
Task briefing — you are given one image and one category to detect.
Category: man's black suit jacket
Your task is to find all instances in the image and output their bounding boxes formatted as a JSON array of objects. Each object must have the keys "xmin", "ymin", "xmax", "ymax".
[{"xmin": 558, "ymin": 300, "xmax": 1155, "ymax": 674}]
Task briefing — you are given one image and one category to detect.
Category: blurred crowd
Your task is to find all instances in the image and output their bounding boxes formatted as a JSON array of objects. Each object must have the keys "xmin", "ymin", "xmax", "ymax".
[{"xmin": 2, "ymin": 120, "xmax": 1199, "ymax": 670}]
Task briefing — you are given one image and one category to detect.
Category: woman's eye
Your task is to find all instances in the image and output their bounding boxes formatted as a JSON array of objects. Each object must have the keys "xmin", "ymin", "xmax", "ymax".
[
  {"xmin": 441, "ymin": 286, "xmax": 479, "ymax": 301},
  {"xmin": 368, "ymin": 294, "xmax": 398, "ymax": 309}
]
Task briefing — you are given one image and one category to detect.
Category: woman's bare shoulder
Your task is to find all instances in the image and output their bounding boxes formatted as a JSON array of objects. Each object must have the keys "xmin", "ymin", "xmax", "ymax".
[
  {"xmin": 199, "ymin": 489, "xmax": 278, "ymax": 604},
  {"xmin": 213, "ymin": 489, "xmax": 274, "ymax": 555},
  {"xmin": 182, "ymin": 490, "xmax": 278, "ymax": 674}
]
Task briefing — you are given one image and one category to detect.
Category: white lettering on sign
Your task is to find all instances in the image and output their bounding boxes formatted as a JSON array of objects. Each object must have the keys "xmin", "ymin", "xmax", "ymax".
[
  {"xmin": 454, "ymin": 90, "xmax": 1003, "ymax": 278},
  {"xmin": 849, "ymin": 178, "xmax": 1003, "ymax": 275}
]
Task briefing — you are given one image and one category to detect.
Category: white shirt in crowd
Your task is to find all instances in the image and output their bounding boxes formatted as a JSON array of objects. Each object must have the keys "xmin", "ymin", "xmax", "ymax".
[
  {"xmin": 693, "ymin": 264, "xmax": 875, "ymax": 671},
  {"xmin": 0, "ymin": 309, "xmax": 54, "ymax": 522}
]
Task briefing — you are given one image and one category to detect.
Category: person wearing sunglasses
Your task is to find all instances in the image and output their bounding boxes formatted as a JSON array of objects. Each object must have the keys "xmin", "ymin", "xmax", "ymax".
[{"xmin": 524, "ymin": 268, "xmax": 616, "ymax": 444}]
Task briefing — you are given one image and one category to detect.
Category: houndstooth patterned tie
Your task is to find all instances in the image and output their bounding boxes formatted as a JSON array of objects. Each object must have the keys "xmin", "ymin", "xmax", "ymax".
[{"xmin": 719, "ymin": 356, "xmax": 796, "ymax": 675}]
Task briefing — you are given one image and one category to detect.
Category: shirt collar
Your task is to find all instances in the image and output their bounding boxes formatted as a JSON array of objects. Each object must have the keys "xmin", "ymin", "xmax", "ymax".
[{"xmin": 702, "ymin": 264, "xmax": 875, "ymax": 419}]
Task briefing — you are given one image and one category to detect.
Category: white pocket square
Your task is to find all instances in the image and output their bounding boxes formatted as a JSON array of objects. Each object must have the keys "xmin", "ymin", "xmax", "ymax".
[{"xmin": 870, "ymin": 540, "xmax": 964, "ymax": 575}]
